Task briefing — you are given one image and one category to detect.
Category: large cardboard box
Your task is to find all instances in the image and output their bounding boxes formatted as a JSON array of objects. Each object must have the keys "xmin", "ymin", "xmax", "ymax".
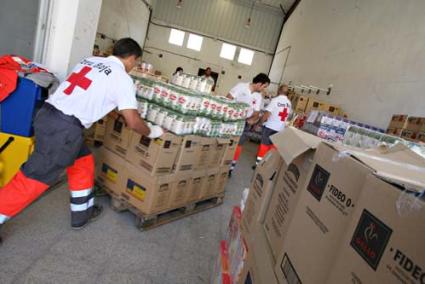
[
  {"xmin": 386, "ymin": 127, "xmax": 403, "ymax": 137},
  {"xmin": 221, "ymin": 136, "xmax": 241, "ymax": 166},
  {"xmin": 263, "ymin": 127, "xmax": 322, "ymax": 261},
  {"xmin": 291, "ymin": 94, "xmax": 309, "ymax": 113},
  {"xmin": 274, "ymin": 143, "xmax": 425, "ymax": 284},
  {"xmin": 305, "ymin": 98, "xmax": 324, "ymax": 113},
  {"xmin": 209, "ymin": 138, "xmax": 231, "ymax": 168},
  {"xmin": 196, "ymin": 137, "xmax": 214, "ymax": 170},
  {"xmin": 401, "ymin": 129, "xmax": 419, "ymax": 141},
  {"xmin": 388, "ymin": 114, "xmax": 408, "ymax": 129},
  {"xmin": 241, "ymin": 149, "xmax": 283, "ymax": 237},
  {"xmin": 327, "ymin": 174, "xmax": 425, "ymax": 284},
  {"xmin": 96, "ymin": 148, "xmax": 126, "ymax": 195},
  {"xmin": 405, "ymin": 116, "xmax": 425, "ymax": 132},
  {"xmin": 126, "ymin": 132, "xmax": 182, "ymax": 175},
  {"xmin": 103, "ymin": 116, "xmax": 133, "ymax": 158},
  {"xmin": 418, "ymin": 132, "xmax": 425, "ymax": 143},
  {"xmin": 319, "ymin": 103, "xmax": 341, "ymax": 116},
  {"xmin": 169, "ymin": 173, "xmax": 191, "ymax": 208},
  {"xmin": 199, "ymin": 167, "xmax": 219, "ymax": 199},
  {"xmin": 215, "ymin": 166, "xmax": 230, "ymax": 195},
  {"xmin": 122, "ymin": 163, "xmax": 174, "ymax": 215},
  {"xmin": 186, "ymin": 170, "xmax": 205, "ymax": 203},
  {"xmin": 173, "ymin": 135, "xmax": 201, "ymax": 173}
]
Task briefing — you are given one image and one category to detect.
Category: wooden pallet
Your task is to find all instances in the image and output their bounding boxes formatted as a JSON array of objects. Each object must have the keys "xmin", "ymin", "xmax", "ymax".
[{"xmin": 102, "ymin": 186, "xmax": 224, "ymax": 231}]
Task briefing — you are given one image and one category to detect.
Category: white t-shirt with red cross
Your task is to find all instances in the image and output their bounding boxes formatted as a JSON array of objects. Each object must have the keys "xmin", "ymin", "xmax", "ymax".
[
  {"xmin": 229, "ymin": 82, "xmax": 262, "ymax": 118},
  {"xmin": 46, "ymin": 56, "xmax": 137, "ymax": 128},
  {"xmin": 264, "ymin": 95, "xmax": 292, "ymax": 132}
]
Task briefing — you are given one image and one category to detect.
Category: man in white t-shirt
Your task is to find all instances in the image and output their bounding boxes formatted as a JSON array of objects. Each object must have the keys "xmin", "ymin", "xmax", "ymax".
[
  {"xmin": 0, "ymin": 38, "xmax": 163, "ymax": 242},
  {"xmin": 255, "ymin": 84, "xmax": 292, "ymax": 166},
  {"xmin": 226, "ymin": 73, "xmax": 270, "ymax": 175}
]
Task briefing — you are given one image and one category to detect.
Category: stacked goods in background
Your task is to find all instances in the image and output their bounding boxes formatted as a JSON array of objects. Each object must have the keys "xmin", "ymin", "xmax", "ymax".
[
  {"xmin": 96, "ymin": 112, "xmax": 237, "ymax": 217},
  {"xmin": 288, "ymin": 91, "xmax": 344, "ymax": 116},
  {"xmin": 387, "ymin": 114, "xmax": 425, "ymax": 143},
  {"xmin": 231, "ymin": 126, "xmax": 425, "ymax": 284},
  {"xmin": 133, "ymin": 75, "xmax": 248, "ymax": 137},
  {"xmin": 84, "ymin": 116, "xmax": 108, "ymax": 144}
]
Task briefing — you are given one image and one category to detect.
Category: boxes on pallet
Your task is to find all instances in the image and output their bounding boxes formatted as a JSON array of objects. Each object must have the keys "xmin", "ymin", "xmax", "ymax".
[
  {"xmin": 327, "ymin": 174, "xmax": 425, "ymax": 284},
  {"xmin": 96, "ymin": 148, "xmax": 126, "ymax": 195},
  {"xmin": 386, "ymin": 127, "xmax": 403, "ymax": 137},
  {"xmin": 126, "ymin": 132, "xmax": 182, "ymax": 175},
  {"xmin": 240, "ymin": 149, "xmax": 283, "ymax": 237},
  {"xmin": 221, "ymin": 136, "xmax": 240, "ymax": 166},
  {"xmin": 388, "ymin": 114, "xmax": 408, "ymax": 129},
  {"xmin": 209, "ymin": 138, "xmax": 231, "ymax": 168},
  {"xmin": 263, "ymin": 127, "xmax": 322, "ymax": 261},
  {"xmin": 405, "ymin": 116, "xmax": 425, "ymax": 132},
  {"xmin": 186, "ymin": 170, "xmax": 206, "ymax": 203},
  {"xmin": 319, "ymin": 103, "xmax": 341, "ymax": 116},
  {"xmin": 169, "ymin": 173, "xmax": 192, "ymax": 208},
  {"xmin": 199, "ymin": 167, "xmax": 220, "ymax": 199},
  {"xmin": 215, "ymin": 166, "xmax": 230, "ymax": 195},
  {"xmin": 103, "ymin": 116, "xmax": 133, "ymax": 158},
  {"xmin": 418, "ymin": 132, "xmax": 425, "ymax": 143},
  {"xmin": 85, "ymin": 118, "xmax": 107, "ymax": 142},
  {"xmin": 173, "ymin": 135, "xmax": 201, "ymax": 173},
  {"xmin": 274, "ymin": 143, "xmax": 425, "ymax": 284},
  {"xmin": 305, "ymin": 98, "xmax": 324, "ymax": 113},
  {"xmin": 122, "ymin": 163, "xmax": 174, "ymax": 215},
  {"xmin": 197, "ymin": 137, "xmax": 214, "ymax": 170}
]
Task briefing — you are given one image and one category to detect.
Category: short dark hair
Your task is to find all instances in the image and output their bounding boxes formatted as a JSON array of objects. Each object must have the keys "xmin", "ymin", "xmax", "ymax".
[
  {"xmin": 113, "ymin": 38, "xmax": 142, "ymax": 58},
  {"xmin": 252, "ymin": 73, "xmax": 270, "ymax": 85},
  {"xmin": 206, "ymin": 67, "xmax": 211, "ymax": 71},
  {"xmin": 176, "ymin": 67, "xmax": 183, "ymax": 72}
]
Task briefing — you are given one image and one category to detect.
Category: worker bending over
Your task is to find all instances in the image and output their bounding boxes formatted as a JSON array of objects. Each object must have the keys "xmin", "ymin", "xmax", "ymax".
[
  {"xmin": 255, "ymin": 84, "xmax": 292, "ymax": 166},
  {"xmin": 0, "ymin": 38, "xmax": 163, "ymax": 243},
  {"xmin": 226, "ymin": 73, "xmax": 270, "ymax": 176}
]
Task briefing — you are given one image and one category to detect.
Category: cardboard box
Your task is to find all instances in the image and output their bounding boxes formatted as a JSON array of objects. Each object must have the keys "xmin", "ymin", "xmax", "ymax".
[
  {"xmin": 85, "ymin": 119, "xmax": 107, "ymax": 142},
  {"xmin": 173, "ymin": 135, "xmax": 201, "ymax": 173},
  {"xmin": 327, "ymin": 174, "xmax": 425, "ymax": 283},
  {"xmin": 241, "ymin": 149, "xmax": 283, "ymax": 237},
  {"xmin": 96, "ymin": 148, "xmax": 126, "ymax": 195},
  {"xmin": 199, "ymin": 167, "xmax": 219, "ymax": 199},
  {"xmin": 263, "ymin": 127, "xmax": 322, "ymax": 261},
  {"xmin": 401, "ymin": 129, "xmax": 419, "ymax": 141},
  {"xmin": 209, "ymin": 138, "xmax": 231, "ymax": 168},
  {"xmin": 221, "ymin": 136, "xmax": 241, "ymax": 166},
  {"xmin": 169, "ymin": 173, "xmax": 191, "ymax": 208},
  {"xmin": 215, "ymin": 166, "xmax": 230, "ymax": 195},
  {"xmin": 121, "ymin": 163, "xmax": 174, "ymax": 215},
  {"xmin": 274, "ymin": 143, "xmax": 425, "ymax": 284},
  {"xmin": 103, "ymin": 116, "xmax": 133, "ymax": 158},
  {"xmin": 305, "ymin": 98, "xmax": 324, "ymax": 113},
  {"xmin": 418, "ymin": 132, "xmax": 425, "ymax": 143},
  {"xmin": 196, "ymin": 137, "xmax": 214, "ymax": 170},
  {"xmin": 126, "ymin": 132, "xmax": 182, "ymax": 175},
  {"xmin": 186, "ymin": 170, "xmax": 205, "ymax": 203},
  {"xmin": 405, "ymin": 116, "xmax": 425, "ymax": 132},
  {"xmin": 291, "ymin": 94, "xmax": 309, "ymax": 113},
  {"xmin": 319, "ymin": 103, "xmax": 341, "ymax": 116},
  {"xmin": 387, "ymin": 114, "xmax": 408, "ymax": 129},
  {"xmin": 386, "ymin": 128, "xmax": 403, "ymax": 137}
]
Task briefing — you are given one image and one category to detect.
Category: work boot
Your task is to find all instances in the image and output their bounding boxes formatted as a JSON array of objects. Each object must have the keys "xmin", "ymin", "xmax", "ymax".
[{"xmin": 72, "ymin": 204, "xmax": 103, "ymax": 230}]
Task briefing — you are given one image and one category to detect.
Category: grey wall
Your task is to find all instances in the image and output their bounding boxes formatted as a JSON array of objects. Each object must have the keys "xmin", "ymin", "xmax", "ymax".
[
  {"xmin": 0, "ymin": 0, "xmax": 40, "ymax": 58},
  {"xmin": 270, "ymin": 0, "xmax": 425, "ymax": 128}
]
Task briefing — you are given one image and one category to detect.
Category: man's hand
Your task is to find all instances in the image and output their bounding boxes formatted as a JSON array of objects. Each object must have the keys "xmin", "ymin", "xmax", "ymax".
[{"xmin": 226, "ymin": 93, "xmax": 234, "ymax": 100}]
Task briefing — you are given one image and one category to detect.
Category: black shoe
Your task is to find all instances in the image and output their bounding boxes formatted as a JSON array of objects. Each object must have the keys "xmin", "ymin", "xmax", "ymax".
[
  {"xmin": 228, "ymin": 170, "xmax": 232, "ymax": 178},
  {"xmin": 252, "ymin": 165, "xmax": 257, "ymax": 170},
  {"xmin": 72, "ymin": 205, "xmax": 104, "ymax": 230}
]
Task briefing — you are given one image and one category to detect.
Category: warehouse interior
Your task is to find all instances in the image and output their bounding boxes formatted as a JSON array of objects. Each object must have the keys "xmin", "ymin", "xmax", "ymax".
[{"xmin": 0, "ymin": 0, "xmax": 424, "ymax": 283}]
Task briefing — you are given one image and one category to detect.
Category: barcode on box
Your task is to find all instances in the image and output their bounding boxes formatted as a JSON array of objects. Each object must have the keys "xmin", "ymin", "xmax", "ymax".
[{"xmin": 281, "ymin": 253, "xmax": 302, "ymax": 284}]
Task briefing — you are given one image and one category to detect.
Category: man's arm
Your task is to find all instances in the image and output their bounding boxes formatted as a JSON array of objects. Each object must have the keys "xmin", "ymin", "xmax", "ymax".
[
  {"xmin": 260, "ymin": 111, "xmax": 271, "ymax": 124},
  {"xmin": 247, "ymin": 111, "xmax": 260, "ymax": 125},
  {"xmin": 120, "ymin": 109, "xmax": 164, "ymax": 138},
  {"xmin": 226, "ymin": 93, "xmax": 234, "ymax": 100}
]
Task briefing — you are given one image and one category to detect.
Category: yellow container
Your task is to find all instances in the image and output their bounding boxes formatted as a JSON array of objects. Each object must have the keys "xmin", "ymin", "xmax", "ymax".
[{"xmin": 0, "ymin": 133, "xmax": 34, "ymax": 186}]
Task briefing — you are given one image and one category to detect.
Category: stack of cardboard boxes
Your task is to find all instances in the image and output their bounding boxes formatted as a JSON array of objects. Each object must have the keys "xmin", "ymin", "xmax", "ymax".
[
  {"xmin": 96, "ymin": 115, "xmax": 239, "ymax": 215},
  {"xmin": 236, "ymin": 127, "xmax": 425, "ymax": 284},
  {"xmin": 387, "ymin": 115, "xmax": 425, "ymax": 143},
  {"xmin": 84, "ymin": 117, "xmax": 108, "ymax": 144},
  {"xmin": 288, "ymin": 92, "xmax": 344, "ymax": 117}
]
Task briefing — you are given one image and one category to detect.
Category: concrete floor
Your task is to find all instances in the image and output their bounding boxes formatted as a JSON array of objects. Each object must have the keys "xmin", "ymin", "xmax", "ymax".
[{"xmin": 0, "ymin": 142, "xmax": 258, "ymax": 284}]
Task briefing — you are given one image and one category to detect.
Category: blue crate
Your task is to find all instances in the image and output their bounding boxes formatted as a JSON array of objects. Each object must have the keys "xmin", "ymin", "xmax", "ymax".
[{"xmin": 0, "ymin": 77, "xmax": 46, "ymax": 137}]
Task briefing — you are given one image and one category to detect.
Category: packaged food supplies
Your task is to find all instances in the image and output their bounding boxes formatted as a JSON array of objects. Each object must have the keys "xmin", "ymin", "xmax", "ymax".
[
  {"xmin": 155, "ymin": 108, "xmax": 168, "ymax": 126},
  {"xmin": 137, "ymin": 99, "xmax": 149, "ymax": 119},
  {"xmin": 146, "ymin": 104, "xmax": 160, "ymax": 123}
]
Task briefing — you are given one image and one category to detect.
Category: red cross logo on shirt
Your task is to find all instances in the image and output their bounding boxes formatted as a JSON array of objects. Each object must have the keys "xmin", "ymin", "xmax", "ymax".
[
  {"xmin": 63, "ymin": 66, "xmax": 93, "ymax": 95},
  {"xmin": 279, "ymin": 107, "xmax": 289, "ymax": 121}
]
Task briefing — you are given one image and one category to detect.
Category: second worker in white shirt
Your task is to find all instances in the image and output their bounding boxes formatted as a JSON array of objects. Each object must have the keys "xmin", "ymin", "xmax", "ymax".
[{"xmin": 226, "ymin": 73, "xmax": 271, "ymax": 176}]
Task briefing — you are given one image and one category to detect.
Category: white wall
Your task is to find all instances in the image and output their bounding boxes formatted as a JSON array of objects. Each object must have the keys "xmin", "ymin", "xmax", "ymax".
[
  {"xmin": 143, "ymin": 24, "xmax": 273, "ymax": 95},
  {"xmin": 43, "ymin": 0, "xmax": 101, "ymax": 80},
  {"xmin": 270, "ymin": 0, "xmax": 425, "ymax": 128},
  {"xmin": 97, "ymin": 0, "xmax": 150, "ymax": 47}
]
